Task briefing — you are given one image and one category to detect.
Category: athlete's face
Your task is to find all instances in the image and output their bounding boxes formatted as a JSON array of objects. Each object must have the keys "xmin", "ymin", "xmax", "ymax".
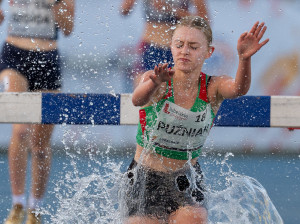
[{"xmin": 171, "ymin": 26, "xmax": 213, "ymax": 73}]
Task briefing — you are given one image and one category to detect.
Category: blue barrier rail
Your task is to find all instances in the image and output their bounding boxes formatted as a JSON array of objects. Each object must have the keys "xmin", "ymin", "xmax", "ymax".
[{"xmin": 0, "ymin": 93, "xmax": 299, "ymax": 127}]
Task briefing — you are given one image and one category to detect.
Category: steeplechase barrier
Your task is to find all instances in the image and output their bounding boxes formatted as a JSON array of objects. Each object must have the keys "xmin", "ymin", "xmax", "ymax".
[{"xmin": 0, "ymin": 93, "xmax": 300, "ymax": 128}]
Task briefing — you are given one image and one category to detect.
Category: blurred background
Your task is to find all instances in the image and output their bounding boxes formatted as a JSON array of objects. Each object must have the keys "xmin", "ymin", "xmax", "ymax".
[{"xmin": 0, "ymin": 0, "xmax": 300, "ymax": 223}]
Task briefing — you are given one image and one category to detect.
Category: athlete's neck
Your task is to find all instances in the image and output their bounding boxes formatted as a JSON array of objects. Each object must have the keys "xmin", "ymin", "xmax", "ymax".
[{"xmin": 173, "ymin": 69, "xmax": 202, "ymax": 90}]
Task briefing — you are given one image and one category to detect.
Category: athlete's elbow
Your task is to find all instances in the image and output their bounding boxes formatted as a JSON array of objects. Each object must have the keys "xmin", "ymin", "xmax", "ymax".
[
  {"xmin": 225, "ymin": 88, "xmax": 249, "ymax": 99},
  {"xmin": 232, "ymin": 90, "xmax": 248, "ymax": 98},
  {"xmin": 62, "ymin": 29, "xmax": 72, "ymax": 36},
  {"xmin": 235, "ymin": 87, "xmax": 249, "ymax": 97},
  {"xmin": 120, "ymin": 8, "xmax": 130, "ymax": 16},
  {"xmin": 132, "ymin": 99, "xmax": 139, "ymax": 107},
  {"xmin": 234, "ymin": 83, "xmax": 250, "ymax": 96},
  {"xmin": 62, "ymin": 23, "xmax": 74, "ymax": 36},
  {"xmin": 132, "ymin": 97, "xmax": 144, "ymax": 107}
]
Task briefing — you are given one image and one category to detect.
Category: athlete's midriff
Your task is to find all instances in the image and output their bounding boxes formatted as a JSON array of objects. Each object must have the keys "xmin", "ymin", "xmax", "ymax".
[
  {"xmin": 6, "ymin": 36, "xmax": 57, "ymax": 51},
  {"xmin": 134, "ymin": 144, "xmax": 198, "ymax": 172}
]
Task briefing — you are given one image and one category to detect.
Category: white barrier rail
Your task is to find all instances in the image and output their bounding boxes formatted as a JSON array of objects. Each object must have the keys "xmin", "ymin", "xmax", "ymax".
[{"xmin": 1, "ymin": 93, "xmax": 300, "ymax": 128}]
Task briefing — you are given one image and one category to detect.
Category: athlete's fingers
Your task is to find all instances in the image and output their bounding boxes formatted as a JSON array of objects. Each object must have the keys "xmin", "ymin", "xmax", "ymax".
[
  {"xmin": 257, "ymin": 25, "xmax": 267, "ymax": 40},
  {"xmin": 162, "ymin": 63, "xmax": 168, "ymax": 70},
  {"xmin": 259, "ymin": 38, "xmax": 269, "ymax": 48},
  {"xmin": 240, "ymin": 32, "xmax": 248, "ymax": 40},
  {"xmin": 245, "ymin": 32, "xmax": 254, "ymax": 39},
  {"xmin": 249, "ymin": 21, "xmax": 259, "ymax": 35},
  {"xmin": 154, "ymin": 65, "xmax": 161, "ymax": 77},
  {"xmin": 254, "ymin": 22, "xmax": 265, "ymax": 37},
  {"xmin": 158, "ymin": 63, "xmax": 162, "ymax": 73},
  {"xmin": 168, "ymin": 70, "xmax": 175, "ymax": 77}
]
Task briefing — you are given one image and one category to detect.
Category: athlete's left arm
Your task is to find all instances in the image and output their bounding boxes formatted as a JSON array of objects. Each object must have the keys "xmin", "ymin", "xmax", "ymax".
[
  {"xmin": 120, "ymin": 0, "xmax": 137, "ymax": 16},
  {"xmin": 174, "ymin": 0, "xmax": 209, "ymax": 21},
  {"xmin": 53, "ymin": 0, "xmax": 75, "ymax": 36},
  {"xmin": 192, "ymin": 0, "xmax": 210, "ymax": 22},
  {"xmin": 216, "ymin": 21, "xmax": 269, "ymax": 99},
  {"xmin": 0, "ymin": 0, "xmax": 4, "ymax": 25}
]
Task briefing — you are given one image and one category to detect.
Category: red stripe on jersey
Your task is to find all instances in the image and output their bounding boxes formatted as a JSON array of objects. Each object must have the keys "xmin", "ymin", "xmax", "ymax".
[
  {"xmin": 199, "ymin": 72, "xmax": 208, "ymax": 102},
  {"xmin": 163, "ymin": 80, "xmax": 173, "ymax": 99},
  {"xmin": 139, "ymin": 109, "xmax": 147, "ymax": 135}
]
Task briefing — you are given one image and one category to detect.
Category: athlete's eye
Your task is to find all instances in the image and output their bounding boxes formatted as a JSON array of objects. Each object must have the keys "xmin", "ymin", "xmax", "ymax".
[{"xmin": 176, "ymin": 44, "xmax": 183, "ymax": 48}]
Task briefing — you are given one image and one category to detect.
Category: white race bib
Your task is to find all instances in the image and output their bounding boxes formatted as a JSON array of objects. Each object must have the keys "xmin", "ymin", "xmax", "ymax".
[{"xmin": 150, "ymin": 101, "xmax": 212, "ymax": 152}]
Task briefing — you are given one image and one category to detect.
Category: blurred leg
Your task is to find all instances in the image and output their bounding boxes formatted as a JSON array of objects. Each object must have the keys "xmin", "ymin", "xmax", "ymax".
[
  {"xmin": 2, "ymin": 69, "xmax": 29, "ymax": 224},
  {"xmin": 30, "ymin": 123, "xmax": 54, "ymax": 200},
  {"xmin": 0, "ymin": 69, "xmax": 28, "ymax": 92},
  {"xmin": 1, "ymin": 69, "xmax": 30, "ymax": 197},
  {"xmin": 9, "ymin": 124, "xmax": 31, "ymax": 196},
  {"xmin": 29, "ymin": 89, "xmax": 58, "ymax": 205}
]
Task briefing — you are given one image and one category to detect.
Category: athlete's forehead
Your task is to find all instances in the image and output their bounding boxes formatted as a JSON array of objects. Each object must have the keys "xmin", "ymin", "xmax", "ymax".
[
  {"xmin": 173, "ymin": 39, "xmax": 201, "ymax": 45},
  {"xmin": 172, "ymin": 26, "xmax": 208, "ymax": 44}
]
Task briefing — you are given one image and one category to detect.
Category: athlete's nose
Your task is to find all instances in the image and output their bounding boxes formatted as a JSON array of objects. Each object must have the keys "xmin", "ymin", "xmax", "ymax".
[{"xmin": 181, "ymin": 44, "xmax": 190, "ymax": 55}]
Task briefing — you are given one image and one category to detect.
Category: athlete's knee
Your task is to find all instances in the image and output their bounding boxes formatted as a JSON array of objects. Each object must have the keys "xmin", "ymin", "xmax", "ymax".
[
  {"xmin": 169, "ymin": 206, "xmax": 207, "ymax": 224},
  {"xmin": 31, "ymin": 145, "xmax": 51, "ymax": 160},
  {"xmin": 31, "ymin": 124, "xmax": 54, "ymax": 143},
  {"xmin": 11, "ymin": 125, "xmax": 31, "ymax": 142},
  {"xmin": 0, "ymin": 69, "xmax": 28, "ymax": 92},
  {"xmin": 124, "ymin": 216, "xmax": 160, "ymax": 224}
]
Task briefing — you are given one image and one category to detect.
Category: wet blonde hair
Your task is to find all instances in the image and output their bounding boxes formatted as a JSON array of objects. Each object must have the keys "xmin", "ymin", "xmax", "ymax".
[{"xmin": 172, "ymin": 16, "xmax": 213, "ymax": 46}]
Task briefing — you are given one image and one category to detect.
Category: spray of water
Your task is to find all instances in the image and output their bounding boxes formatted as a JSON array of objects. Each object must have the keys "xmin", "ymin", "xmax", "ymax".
[
  {"xmin": 41, "ymin": 127, "xmax": 126, "ymax": 223},
  {"xmin": 207, "ymin": 175, "xmax": 283, "ymax": 224},
  {"xmin": 41, "ymin": 129, "xmax": 283, "ymax": 223},
  {"xmin": 203, "ymin": 152, "xmax": 283, "ymax": 224}
]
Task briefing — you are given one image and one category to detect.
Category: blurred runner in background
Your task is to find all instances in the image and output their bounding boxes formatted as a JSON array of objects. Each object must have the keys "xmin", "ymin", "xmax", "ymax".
[
  {"xmin": 120, "ymin": 0, "xmax": 209, "ymax": 88},
  {"xmin": 0, "ymin": 0, "xmax": 74, "ymax": 223}
]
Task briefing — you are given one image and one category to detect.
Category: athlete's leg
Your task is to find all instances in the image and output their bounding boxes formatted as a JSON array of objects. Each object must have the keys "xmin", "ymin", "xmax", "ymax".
[
  {"xmin": 29, "ymin": 89, "xmax": 58, "ymax": 209},
  {"xmin": 0, "ymin": 69, "xmax": 30, "ymax": 198},
  {"xmin": 168, "ymin": 205, "xmax": 207, "ymax": 224},
  {"xmin": 29, "ymin": 123, "xmax": 54, "ymax": 201},
  {"xmin": 8, "ymin": 124, "xmax": 31, "ymax": 196},
  {"xmin": 2, "ymin": 69, "xmax": 30, "ymax": 223}
]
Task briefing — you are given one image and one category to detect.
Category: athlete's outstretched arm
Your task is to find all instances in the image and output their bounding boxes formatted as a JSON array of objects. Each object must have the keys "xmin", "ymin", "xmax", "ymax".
[{"xmin": 216, "ymin": 21, "xmax": 269, "ymax": 99}]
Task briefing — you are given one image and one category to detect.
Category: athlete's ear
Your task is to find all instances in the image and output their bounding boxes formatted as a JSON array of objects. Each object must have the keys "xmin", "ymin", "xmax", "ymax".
[{"xmin": 206, "ymin": 46, "xmax": 215, "ymax": 59}]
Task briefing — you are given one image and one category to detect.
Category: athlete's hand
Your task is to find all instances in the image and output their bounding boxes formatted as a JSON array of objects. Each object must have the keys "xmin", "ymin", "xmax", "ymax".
[
  {"xmin": 150, "ymin": 63, "xmax": 174, "ymax": 85},
  {"xmin": 237, "ymin": 21, "xmax": 269, "ymax": 60}
]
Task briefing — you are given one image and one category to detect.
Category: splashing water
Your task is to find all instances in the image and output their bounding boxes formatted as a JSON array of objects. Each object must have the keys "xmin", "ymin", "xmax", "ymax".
[
  {"xmin": 41, "ymin": 131, "xmax": 283, "ymax": 223},
  {"xmin": 204, "ymin": 152, "xmax": 283, "ymax": 224},
  {"xmin": 207, "ymin": 175, "xmax": 283, "ymax": 224},
  {"xmin": 41, "ymin": 127, "xmax": 128, "ymax": 223},
  {"xmin": 44, "ymin": 152, "xmax": 125, "ymax": 223}
]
